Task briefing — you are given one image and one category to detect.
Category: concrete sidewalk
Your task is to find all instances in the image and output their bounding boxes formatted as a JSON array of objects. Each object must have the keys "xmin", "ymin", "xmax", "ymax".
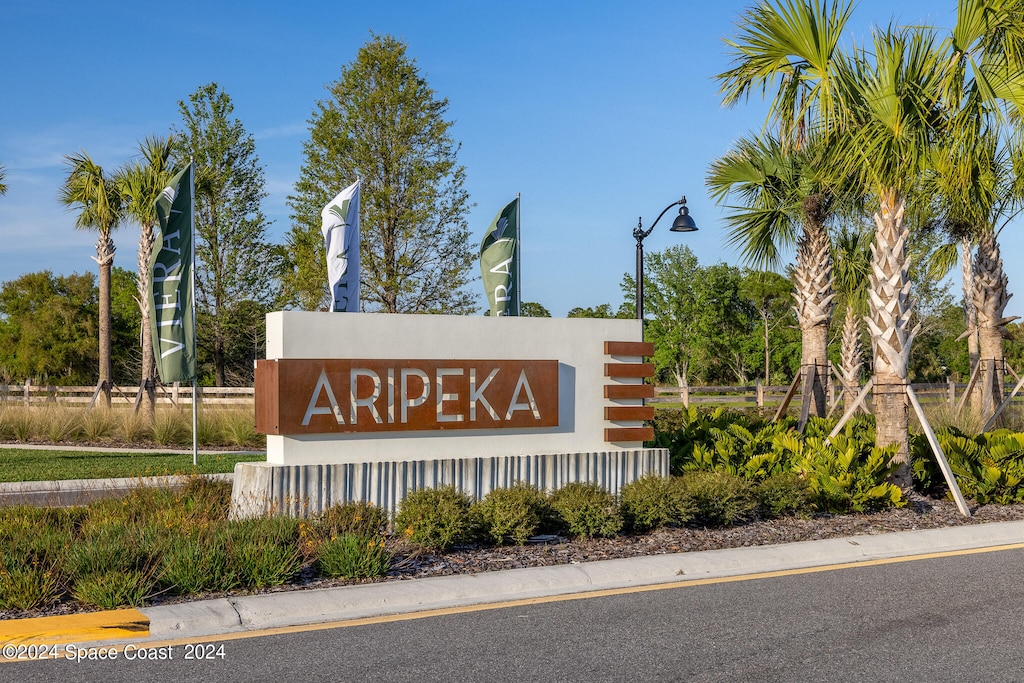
[{"xmin": 8, "ymin": 518, "xmax": 1022, "ymax": 649}]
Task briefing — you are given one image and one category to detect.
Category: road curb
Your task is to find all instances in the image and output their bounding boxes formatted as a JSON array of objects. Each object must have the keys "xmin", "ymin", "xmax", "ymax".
[
  {"xmin": 133, "ymin": 519, "xmax": 1024, "ymax": 642},
  {"xmin": 0, "ymin": 474, "xmax": 234, "ymax": 507},
  {"xmin": 9, "ymin": 520, "xmax": 1024, "ymax": 648}
]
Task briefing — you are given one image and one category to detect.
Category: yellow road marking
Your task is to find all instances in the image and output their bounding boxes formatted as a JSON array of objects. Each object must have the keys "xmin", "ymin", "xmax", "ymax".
[
  {"xmin": 4, "ymin": 541, "xmax": 1024, "ymax": 661},
  {"xmin": 0, "ymin": 608, "xmax": 148, "ymax": 646}
]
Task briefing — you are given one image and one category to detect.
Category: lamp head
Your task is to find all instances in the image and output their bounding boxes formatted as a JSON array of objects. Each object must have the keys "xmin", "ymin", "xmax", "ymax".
[{"xmin": 670, "ymin": 197, "xmax": 698, "ymax": 233}]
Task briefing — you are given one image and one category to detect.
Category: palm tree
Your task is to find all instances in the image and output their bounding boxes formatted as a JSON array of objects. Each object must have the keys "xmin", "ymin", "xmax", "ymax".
[
  {"xmin": 60, "ymin": 152, "xmax": 123, "ymax": 407},
  {"xmin": 708, "ymin": 132, "xmax": 844, "ymax": 417},
  {"xmin": 832, "ymin": 26, "xmax": 949, "ymax": 484},
  {"xmin": 715, "ymin": 0, "xmax": 855, "ymax": 418},
  {"xmin": 117, "ymin": 136, "xmax": 176, "ymax": 419},
  {"xmin": 930, "ymin": 2, "xmax": 1024, "ymax": 412},
  {"xmin": 0, "ymin": 164, "xmax": 7, "ymax": 195},
  {"xmin": 831, "ymin": 226, "xmax": 872, "ymax": 409}
]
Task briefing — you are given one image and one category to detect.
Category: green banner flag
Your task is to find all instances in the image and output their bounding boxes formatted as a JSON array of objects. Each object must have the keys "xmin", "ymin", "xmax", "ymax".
[
  {"xmin": 479, "ymin": 197, "xmax": 519, "ymax": 316},
  {"xmin": 149, "ymin": 163, "xmax": 196, "ymax": 383}
]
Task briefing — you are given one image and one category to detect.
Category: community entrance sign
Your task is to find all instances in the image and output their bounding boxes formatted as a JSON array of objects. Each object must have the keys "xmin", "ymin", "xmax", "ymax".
[
  {"xmin": 231, "ymin": 312, "xmax": 668, "ymax": 517},
  {"xmin": 256, "ymin": 358, "xmax": 558, "ymax": 434}
]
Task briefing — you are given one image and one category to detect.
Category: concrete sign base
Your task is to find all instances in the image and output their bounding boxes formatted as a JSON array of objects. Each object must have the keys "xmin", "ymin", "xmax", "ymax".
[{"xmin": 231, "ymin": 448, "xmax": 668, "ymax": 518}]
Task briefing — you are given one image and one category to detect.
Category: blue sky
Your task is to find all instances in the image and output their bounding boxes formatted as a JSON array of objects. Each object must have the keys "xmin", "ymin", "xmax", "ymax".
[{"xmin": 1, "ymin": 0, "xmax": 1017, "ymax": 319}]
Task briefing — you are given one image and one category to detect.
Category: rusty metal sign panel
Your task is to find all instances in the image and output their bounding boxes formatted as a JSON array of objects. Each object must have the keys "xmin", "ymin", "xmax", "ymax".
[{"xmin": 256, "ymin": 359, "xmax": 558, "ymax": 435}]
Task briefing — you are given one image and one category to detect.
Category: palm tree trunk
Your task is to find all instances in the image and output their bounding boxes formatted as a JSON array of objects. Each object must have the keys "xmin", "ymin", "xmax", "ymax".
[
  {"xmin": 96, "ymin": 234, "xmax": 115, "ymax": 408},
  {"xmin": 137, "ymin": 224, "xmax": 156, "ymax": 419},
  {"xmin": 792, "ymin": 220, "xmax": 834, "ymax": 418},
  {"xmin": 973, "ymin": 232, "xmax": 1012, "ymax": 409},
  {"xmin": 840, "ymin": 304, "xmax": 862, "ymax": 408},
  {"xmin": 960, "ymin": 238, "xmax": 981, "ymax": 408},
  {"xmin": 866, "ymin": 198, "xmax": 919, "ymax": 487}
]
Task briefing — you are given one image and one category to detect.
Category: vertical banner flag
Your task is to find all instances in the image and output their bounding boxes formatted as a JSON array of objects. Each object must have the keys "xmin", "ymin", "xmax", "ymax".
[
  {"xmin": 480, "ymin": 197, "xmax": 520, "ymax": 316},
  {"xmin": 149, "ymin": 163, "xmax": 197, "ymax": 383},
  {"xmin": 321, "ymin": 180, "xmax": 361, "ymax": 312}
]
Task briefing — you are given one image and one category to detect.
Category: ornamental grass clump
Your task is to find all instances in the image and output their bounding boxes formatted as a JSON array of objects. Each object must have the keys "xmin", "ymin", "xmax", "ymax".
[
  {"xmin": 618, "ymin": 475, "xmax": 694, "ymax": 532},
  {"xmin": 0, "ymin": 565, "xmax": 63, "ymax": 611},
  {"xmin": 152, "ymin": 410, "xmax": 190, "ymax": 446},
  {"xmin": 549, "ymin": 482, "xmax": 622, "ymax": 539},
  {"xmin": 160, "ymin": 529, "xmax": 238, "ymax": 594},
  {"xmin": 226, "ymin": 519, "xmax": 303, "ymax": 589},
  {"xmin": 72, "ymin": 570, "xmax": 153, "ymax": 609},
  {"xmin": 315, "ymin": 533, "xmax": 393, "ymax": 580},
  {"xmin": 41, "ymin": 406, "xmax": 82, "ymax": 443},
  {"xmin": 472, "ymin": 483, "xmax": 554, "ymax": 545},
  {"xmin": 394, "ymin": 486, "xmax": 476, "ymax": 551},
  {"xmin": 306, "ymin": 501, "xmax": 393, "ymax": 579}
]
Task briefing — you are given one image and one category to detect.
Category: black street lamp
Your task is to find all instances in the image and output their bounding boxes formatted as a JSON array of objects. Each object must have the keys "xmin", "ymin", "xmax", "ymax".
[{"xmin": 633, "ymin": 196, "xmax": 697, "ymax": 320}]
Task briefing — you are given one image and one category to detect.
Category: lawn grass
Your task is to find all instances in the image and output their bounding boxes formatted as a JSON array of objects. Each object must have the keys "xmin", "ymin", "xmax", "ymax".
[{"xmin": 0, "ymin": 448, "xmax": 256, "ymax": 483}]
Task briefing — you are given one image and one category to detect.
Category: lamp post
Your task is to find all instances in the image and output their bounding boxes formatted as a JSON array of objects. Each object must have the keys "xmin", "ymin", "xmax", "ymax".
[{"xmin": 633, "ymin": 196, "xmax": 698, "ymax": 321}]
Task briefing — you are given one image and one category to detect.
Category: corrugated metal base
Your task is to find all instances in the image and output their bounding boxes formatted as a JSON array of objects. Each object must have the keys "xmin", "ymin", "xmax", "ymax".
[{"xmin": 230, "ymin": 449, "xmax": 669, "ymax": 518}]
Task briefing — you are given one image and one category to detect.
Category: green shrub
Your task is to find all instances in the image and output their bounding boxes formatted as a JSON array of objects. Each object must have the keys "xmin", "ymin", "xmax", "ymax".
[
  {"xmin": 72, "ymin": 570, "xmax": 152, "ymax": 609},
  {"xmin": 0, "ymin": 566, "xmax": 63, "ymax": 611},
  {"xmin": 781, "ymin": 434, "xmax": 904, "ymax": 513},
  {"xmin": 619, "ymin": 475, "xmax": 694, "ymax": 532},
  {"xmin": 755, "ymin": 473, "xmax": 812, "ymax": 518},
  {"xmin": 312, "ymin": 501, "xmax": 389, "ymax": 541},
  {"xmin": 916, "ymin": 429, "xmax": 1024, "ymax": 504},
  {"xmin": 175, "ymin": 477, "xmax": 233, "ymax": 522},
  {"xmin": 680, "ymin": 471, "xmax": 757, "ymax": 526},
  {"xmin": 473, "ymin": 483, "xmax": 552, "ymax": 545},
  {"xmin": 549, "ymin": 482, "xmax": 622, "ymax": 538},
  {"xmin": 315, "ymin": 533, "xmax": 393, "ymax": 579},
  {"xmin": 394, "ymin": 486, "xmax": 476, "ymax": 551}
]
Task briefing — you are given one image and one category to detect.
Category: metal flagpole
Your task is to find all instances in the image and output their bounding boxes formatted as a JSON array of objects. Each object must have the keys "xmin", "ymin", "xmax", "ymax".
[
  {"xmin": 189, "ymin": 158, "xmax": 198, "ymax": 467},
  {"xmin": 516, "ymin": 192, "xmax": 521, "ymax": 315}
]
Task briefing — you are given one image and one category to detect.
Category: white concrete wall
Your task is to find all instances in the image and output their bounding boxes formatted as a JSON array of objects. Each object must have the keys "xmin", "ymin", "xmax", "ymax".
[{"xmin": 264, "ymin": 312, "xmax": 644, "ymax": 465}]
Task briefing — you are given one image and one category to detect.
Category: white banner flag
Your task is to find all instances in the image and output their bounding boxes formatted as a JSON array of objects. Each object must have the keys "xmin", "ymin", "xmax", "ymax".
[{"xmin": 321, "ymin": 179, "xmax": 361, "ymax": 312}]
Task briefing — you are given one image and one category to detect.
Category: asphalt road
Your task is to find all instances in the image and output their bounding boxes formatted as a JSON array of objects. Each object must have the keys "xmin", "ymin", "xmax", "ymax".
[{"xmin": 7, "ymin": 546, "xmax": 1024, "ymax": 683}]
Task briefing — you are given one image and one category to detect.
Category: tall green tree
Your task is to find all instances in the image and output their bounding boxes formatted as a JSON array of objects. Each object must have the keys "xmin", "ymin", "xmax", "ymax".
[
  {"xmin": 0, "ymin": 271, "xmax": 98, "ymax": 384},
  {"xmin": 59, "ymin": 151, "xmax": 123, "ymax": 406},
  {"xmin": 520, "ymin": 301, "xmax": 551, "ymax": 317},
  {"xmin": 622, "ymin": 246, "xmax": 756, "ymax": 388},
  {"xmin": 0, "ymin": 164, "xmax": 7, "ymax": 195},
  {"xmin": 171, "ymin": 83, "xmax": 275, "ymax": 386},
  {"xmin": 739, "ymin": 269, "xmax": 795, "ymax": 385},
  {"xmin": 567, "ymin": 303, "xmax": 626, "ymax": 319},
  {"xmin": 282, "ymin": 34, "xmax": 476, "ymax": 314},
  {"xmin": 117, "ymin": 136, "xmax": 176, "ymax": 416}
]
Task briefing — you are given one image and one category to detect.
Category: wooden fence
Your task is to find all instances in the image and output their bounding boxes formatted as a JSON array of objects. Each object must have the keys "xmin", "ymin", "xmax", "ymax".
[
  {"xmin": 0, "ymin": 382, "xmax": 254, "ymax": 407},
  {"xmin": 650, "ymin": 377, "xmax": 1020, "ymax": 411}
]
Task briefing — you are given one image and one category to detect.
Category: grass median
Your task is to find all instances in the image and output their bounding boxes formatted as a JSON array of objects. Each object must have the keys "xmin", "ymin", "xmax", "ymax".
[{"xmin": 0, "ymin": 448, "xmax": 255, "ymax": 483}]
